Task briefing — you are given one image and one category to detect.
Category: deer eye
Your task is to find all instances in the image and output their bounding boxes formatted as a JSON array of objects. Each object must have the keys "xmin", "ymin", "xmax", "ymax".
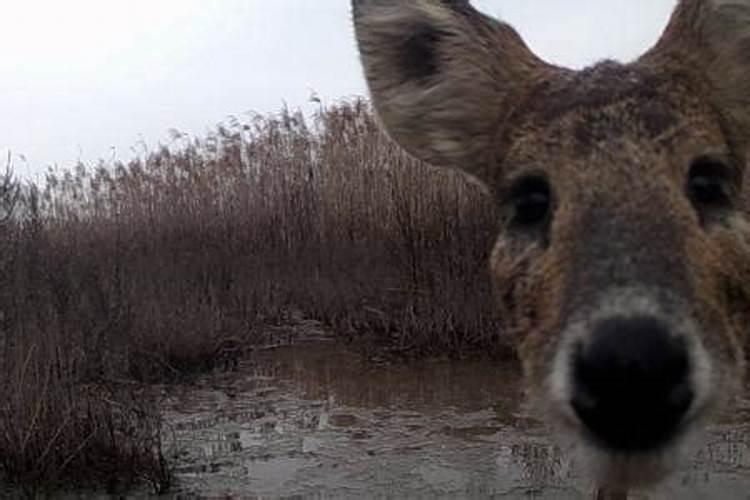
[
  {"xmin": 508, "ymin": 175, "xmax": 552, "ymax": 230},
  {"xmin": 687, "ymin": 156, "xmax": 736, "ymax": 222}
]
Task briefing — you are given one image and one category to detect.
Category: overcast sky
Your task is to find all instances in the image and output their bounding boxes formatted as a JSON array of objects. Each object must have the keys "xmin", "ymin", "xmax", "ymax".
[{"xmin": 2, "ymin": 0, "xmax": 677, "ymax": 179}]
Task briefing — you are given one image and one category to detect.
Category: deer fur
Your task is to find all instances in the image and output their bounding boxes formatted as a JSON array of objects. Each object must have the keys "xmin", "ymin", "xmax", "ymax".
[{"xmin": 352, "ymin": 0, "xmax": 750, "ymax": 494}]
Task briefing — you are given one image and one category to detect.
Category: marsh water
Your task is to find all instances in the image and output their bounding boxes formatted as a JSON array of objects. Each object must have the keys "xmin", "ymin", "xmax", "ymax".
[{"xmin": 161, "ymin": 335, "xmax": 750, "ymax": 499}]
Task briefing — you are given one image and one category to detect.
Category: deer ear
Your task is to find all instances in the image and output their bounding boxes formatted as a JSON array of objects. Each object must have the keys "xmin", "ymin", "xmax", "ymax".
[
  {"xmin": 641, "ymin": 0, "xmax": 750, "ymax": 151},
  {"xmin": 351, "ymin": 0, "xmax": 552, "ymax": 187}
]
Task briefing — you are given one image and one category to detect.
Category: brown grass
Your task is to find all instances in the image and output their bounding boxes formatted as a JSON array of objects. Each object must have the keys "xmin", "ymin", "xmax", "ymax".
[
  {"xmin": 0, "ymin": 99, "xmax": 506, "ymax": 492},
  {"xmin": 0, "ymin": 168, "xmax": 170, "ymax": 494},
  {"xmin": 14, "ymin": 99, "xmax": 505, "ymax": 363}
]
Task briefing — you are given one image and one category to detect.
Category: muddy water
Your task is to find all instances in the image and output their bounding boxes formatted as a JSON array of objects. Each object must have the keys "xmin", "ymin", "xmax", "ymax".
[{"xmin": 161, "ymin": 341, "xmax": 750, "ymax": 499}]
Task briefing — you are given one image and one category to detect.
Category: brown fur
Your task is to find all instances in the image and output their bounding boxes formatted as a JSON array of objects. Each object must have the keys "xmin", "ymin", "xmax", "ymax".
[
  {"xmin": 352, "ymin": 0, "xmax": 750, "ymax": 491},
  {"xmin": 351, "ymin": 0, "xmax": 560, "ymax": 185}
]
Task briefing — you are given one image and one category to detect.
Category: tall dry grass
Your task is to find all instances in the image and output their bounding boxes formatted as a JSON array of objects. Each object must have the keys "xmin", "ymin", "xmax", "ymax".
[
  {"xmin": 0, "ymin": 168, "xmax": 170, "ymax": 493},
  {"xmin": 0, "ymin": 99, "xmax": 505, "ymax": 490},
  {"xmin": 12, "ymin": 99, "xmax": 505, "ymax": 366}
]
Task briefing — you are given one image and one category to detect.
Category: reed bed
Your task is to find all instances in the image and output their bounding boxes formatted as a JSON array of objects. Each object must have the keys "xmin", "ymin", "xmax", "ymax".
[
  {"xmin": 0, "ymin": 99, "xmax": 505, "ymax": 491},
  {"xmin": 10, "ymin": 99, "xmax": 504, "ymax": 364}
]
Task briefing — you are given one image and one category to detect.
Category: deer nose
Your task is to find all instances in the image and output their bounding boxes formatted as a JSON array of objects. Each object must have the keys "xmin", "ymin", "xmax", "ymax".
[{"xmin": 571, "ymin": 316, "xmax": 693, "ymax": 451}]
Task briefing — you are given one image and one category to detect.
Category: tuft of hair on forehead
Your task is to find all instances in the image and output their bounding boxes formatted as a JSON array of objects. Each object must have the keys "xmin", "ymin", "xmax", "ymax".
[{"xmin": 353, "ymin": 0, "xmax": 750, "ymax": 188}]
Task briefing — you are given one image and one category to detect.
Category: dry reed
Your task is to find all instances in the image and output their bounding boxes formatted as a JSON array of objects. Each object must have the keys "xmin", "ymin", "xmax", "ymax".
[{"xmin": 0, "ymin": 99, "xmax": 506, "ymax": 491}]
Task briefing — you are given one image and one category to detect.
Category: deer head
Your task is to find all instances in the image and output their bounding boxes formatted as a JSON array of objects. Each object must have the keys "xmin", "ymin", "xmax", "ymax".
[{"xmin": 352, "ymin": 0, "xmax": 750, "ymax": 490}]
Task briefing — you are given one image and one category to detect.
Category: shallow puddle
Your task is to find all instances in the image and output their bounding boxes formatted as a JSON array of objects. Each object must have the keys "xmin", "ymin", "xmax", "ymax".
[{"xmin": 161, "ymin": 341, "xmax": 750, "ymax": 499}]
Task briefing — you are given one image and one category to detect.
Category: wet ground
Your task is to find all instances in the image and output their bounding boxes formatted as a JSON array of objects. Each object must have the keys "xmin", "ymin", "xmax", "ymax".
[{"xmin": 161, "ymin": 339, "xmax": 750, "ymax": 499}]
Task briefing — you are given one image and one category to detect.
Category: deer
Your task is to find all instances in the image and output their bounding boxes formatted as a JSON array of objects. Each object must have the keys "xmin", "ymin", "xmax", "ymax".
[{"xmin": 350, "ymin": 0, "xmax": 750, "ymax": 497}]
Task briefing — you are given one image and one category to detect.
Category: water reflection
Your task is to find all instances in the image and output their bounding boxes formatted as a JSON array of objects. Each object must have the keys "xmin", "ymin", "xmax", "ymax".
[{"xmin": 161, "ymin": 342, "xmax": 750, "ymax": 499}]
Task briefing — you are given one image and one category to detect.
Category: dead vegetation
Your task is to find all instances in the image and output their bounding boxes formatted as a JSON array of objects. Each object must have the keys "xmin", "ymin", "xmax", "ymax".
[{"xmin": 0, "ymin": 99, "xmax": 506, "ymax": 492}]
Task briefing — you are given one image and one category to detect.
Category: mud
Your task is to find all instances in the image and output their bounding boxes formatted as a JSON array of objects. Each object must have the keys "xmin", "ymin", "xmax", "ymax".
[{"xmin": 160, "ymin": 340, "xmax": 750, "ymax": 499}]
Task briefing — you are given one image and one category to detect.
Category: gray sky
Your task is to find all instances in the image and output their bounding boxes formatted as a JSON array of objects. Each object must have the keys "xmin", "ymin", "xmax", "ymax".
[{"xmin": 3, "ymin": 0, "xmax": 677, "ymax": 179}]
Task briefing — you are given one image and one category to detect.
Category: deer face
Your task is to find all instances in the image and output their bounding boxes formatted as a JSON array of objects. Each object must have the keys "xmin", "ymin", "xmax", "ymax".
[
  {"xmin": 351, "ymin": 0, "xmax": 750, "ymax": 488},
  {"xmin": 492, "ymin": 60, "xmax": 750, "ymax": 487}
]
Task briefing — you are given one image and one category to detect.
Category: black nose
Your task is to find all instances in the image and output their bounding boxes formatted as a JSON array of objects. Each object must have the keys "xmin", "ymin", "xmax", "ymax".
[{"xmin": 571, "ymin": 316, "xmax": 693, "ymax": 451}]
